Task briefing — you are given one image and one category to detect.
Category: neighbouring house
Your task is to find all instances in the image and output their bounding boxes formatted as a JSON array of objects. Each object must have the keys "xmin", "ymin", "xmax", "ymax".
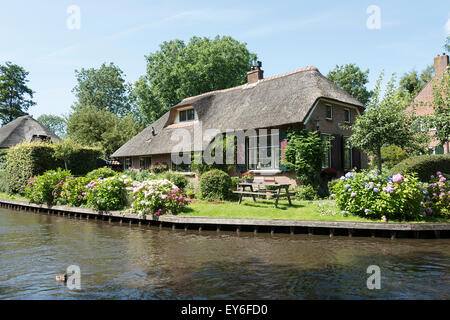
[
  {"xmin": 0, "ymin": 114, "xmax": 60, "ymax": 149},
  {"xmin": 408, "ymin": 53, "xmax": 449, "ymax": 154},
  {"xmin": 112, "ymin": 63, "xmax": 368, "ymax": 186}
]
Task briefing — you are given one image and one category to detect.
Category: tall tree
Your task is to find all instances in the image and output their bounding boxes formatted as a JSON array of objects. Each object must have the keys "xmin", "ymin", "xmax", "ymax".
[
  {"xmin": 133, "ymin": 35, "xmax": 257, "ymax": 124},
  {"xmin": 327, "ymin": 64, "xmax": 372, "ymax": 105},
  {"xmin": 66, "ymin": 105, "xmax": 143, "ymax": 158},
  {"xmin": 72, "ymin": 62, "xmax": 131, "ymax": 116},
  {"xmin": 0, "ymin": 62, "xmax": 36, "ymax": 124},
  {"xmin": 349, "ymin": 72, "xmax": 427, "ymax": 174},
  {"xmin": 398, "ymin": 66, "xmax": 434, "ymax": 96},
  {"xmin": 37, "ymin": 114, "xmax": 67, "ymax": 138}
]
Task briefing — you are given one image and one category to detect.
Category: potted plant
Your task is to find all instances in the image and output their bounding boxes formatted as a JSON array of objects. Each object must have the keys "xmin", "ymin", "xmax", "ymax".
[{"xmin": 242, "ymin": 171, "xmax": 255, "ymax": 183}]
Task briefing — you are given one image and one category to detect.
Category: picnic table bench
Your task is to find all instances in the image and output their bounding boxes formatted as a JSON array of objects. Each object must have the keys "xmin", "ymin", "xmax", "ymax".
[{"xmin": 233, "ymin": 182, "xmax": 295, "ymax": 208}]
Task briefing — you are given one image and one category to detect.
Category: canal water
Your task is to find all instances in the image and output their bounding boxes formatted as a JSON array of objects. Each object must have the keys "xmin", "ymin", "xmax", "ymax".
[{"xmin": 0, "ymin": 208, "xmax": 449, "ymax": 299}]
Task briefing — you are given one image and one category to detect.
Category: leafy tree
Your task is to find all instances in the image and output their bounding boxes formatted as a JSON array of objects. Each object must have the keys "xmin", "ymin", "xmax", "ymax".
[
  {"xmin": 282, "ymin": 128, "xmax": 327, "ymax": 186},
  {"xmin": 37, "ymin": 114, "xmax": 67, "ymax": 137},
  {"xmin": 398, "ymin": 66, "xmax": 434, "ymax": 96},
  {"xmin": 0, "ymin": 62, "xmax": 36, "ymax": 124},
  {"xmin": 327, "ymin": 64, "xmax": 372, "ymax": 105},
  {"xmin": 53, "ymin": 138, "xmax": 79, "ymax": 170},
  {"xmin": 134, "ymin": 35, "xmax": 257, "ymax": 123},
  {"xmin": 66, "ymin": 105, "xmax": 143, "ymax": 158},
  {"xmin": 72, "ymin": 62, "xmax": 131, "ymax": 116},
  {"xmin": 349, "ymin": 72, "xmax": 427, "ymax": 174},
  {"xmin": 445, "ymin": 36, "xmax": 450, "ymax": 53},
  {"xmin": 426, "ymin": 69, "xmax": 449, "ymax": 150}
]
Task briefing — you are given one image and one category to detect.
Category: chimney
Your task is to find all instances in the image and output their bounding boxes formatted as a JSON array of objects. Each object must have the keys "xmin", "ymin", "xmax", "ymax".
[
  {"xmin": 434, "ymin": 53, "xmax": 449, "ymax": 77},
  {"xmin": 247, "ymin": 61, "xmax": 264, "ymax": 84}
]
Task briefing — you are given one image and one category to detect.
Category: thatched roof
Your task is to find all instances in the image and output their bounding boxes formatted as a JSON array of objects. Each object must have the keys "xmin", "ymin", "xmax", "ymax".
[
  {"xmin": 0, "ymin": 115, "xmax": 60, "ymax": 148},
  {"xmin": 112, "ymin": 66, "xmax": 363, "ymax": 158}
]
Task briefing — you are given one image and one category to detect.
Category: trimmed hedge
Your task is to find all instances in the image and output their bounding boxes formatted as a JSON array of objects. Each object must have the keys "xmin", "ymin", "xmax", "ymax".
[
  {"xmin": 6, "ymin": 142, "xmax": 102, "ymax": 194},
  {"xmin": 200, "ymin": 169, "xmax": 232, "ymax": 200},
  {"xmin": 389, "ymin": 154, "xmax": 450, "ymax": 182}
]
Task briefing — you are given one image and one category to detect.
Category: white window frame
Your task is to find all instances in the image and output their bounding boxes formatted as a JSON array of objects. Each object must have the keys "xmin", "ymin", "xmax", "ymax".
[
  {"xmin": 326, "ymin": 105, "xmax": 333, "ymax": 120},
  {"xmin": 344, "ymin": 108, "xmax": 351, "ymax": 123},
  {"xmin": 247, "ymin": 133, "xmax": 280, "ymax": 170}
]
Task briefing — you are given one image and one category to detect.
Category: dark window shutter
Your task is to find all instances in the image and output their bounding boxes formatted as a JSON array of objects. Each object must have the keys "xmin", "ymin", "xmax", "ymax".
[
  {"xmin": 352, "ymin": 148, "xmax": 361, "ymax": 169},
  {"xmin": 279, "ymin": 130, "xmax": 287, "ymax": 171},
  {"xmin": 332, "ymin": 134, "xmax": 342, "ymax": 170}
]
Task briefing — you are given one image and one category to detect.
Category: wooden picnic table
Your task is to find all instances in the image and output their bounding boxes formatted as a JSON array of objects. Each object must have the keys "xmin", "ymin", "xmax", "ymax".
[{"xmin": 233, "ymin": 182, "xmax": 295, "ymax": 208}]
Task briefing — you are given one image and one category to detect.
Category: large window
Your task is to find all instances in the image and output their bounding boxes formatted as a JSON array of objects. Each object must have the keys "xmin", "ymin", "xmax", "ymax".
[
  {"xmin": 343, "ymin": 136, "xmax": 352, "ymax": 169},
  {"xmin": 124, "ymin": 157, "xmax": 132, "ymax": 170},
  {"xmin": 248, "ymin": 133, "xmax": 280, "ymax": 170},
  {"xmin": 140, "ymin": 157, "xmax": 151, "ymax": 170},
  {"xmin": 179, "ymin": 109, "xmax": 195, "ymax": 122},
  {"xmin": 321, "ymin": 134, "xmax": 333, "ymax": 168}
]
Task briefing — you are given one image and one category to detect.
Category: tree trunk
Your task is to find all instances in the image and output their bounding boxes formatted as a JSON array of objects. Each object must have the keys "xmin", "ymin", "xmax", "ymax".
[
  {"xmin": 64, "ymin": 160, "xmax": 68, "ymax": 171},
  {"xmin": 377, "ymin": 147, "xmax": 382, "ymax": 175}
]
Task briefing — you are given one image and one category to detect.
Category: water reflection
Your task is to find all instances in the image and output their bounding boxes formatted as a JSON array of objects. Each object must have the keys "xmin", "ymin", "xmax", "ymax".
[{"xmin": 0, "ymin": 208, "xmax": 449, "ymax": 299}]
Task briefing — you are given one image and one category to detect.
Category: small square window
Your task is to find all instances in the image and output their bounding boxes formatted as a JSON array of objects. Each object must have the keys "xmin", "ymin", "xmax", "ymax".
[
  {"xmin": 179, "ymin": 110, "xmax": 187, "ymax": 122},
  {"xmin": 326, "ymin": 105, "xmax": 333, "ymax": 120},
  {"xmin": 179, "ymin": 109, "xmax": 195, "ymax": 122},
  {"xmin": 344, "ymin": 109, "xmax": 351, "ymax": 123}
]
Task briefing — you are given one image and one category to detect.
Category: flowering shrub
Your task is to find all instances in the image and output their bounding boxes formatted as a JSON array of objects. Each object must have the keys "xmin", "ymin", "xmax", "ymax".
[
  {"xmin": 59, "ymin": 176, "xmax": 89, "ymax": 207},
  {"xmin": 150, "ymin": 162, "xmax": 168, "ymax": 174},
  {"xmin": 86, "ymin": 176, "xmax": 128, "ymax": 211},
  {"xmin": 85, "ymin": 167, "xmax": 117, "ymax": 181},
  {"xmin": 241, "ymin": 171, "xmax": 254, "ymax": 180},
  {"xmin": 25, "ymin": 169, "xmax": 72, "ymax": 205},
  {"xmin": 129, "ymin": 179, "xmax": 190, "ymax": 216},
  {"xmin": 421, "ymin": 172, "xmax": 449, "ymax": 217},
  {"xmin": 331, "ymin": 170, "xmax": 427, "ymax": 221}
]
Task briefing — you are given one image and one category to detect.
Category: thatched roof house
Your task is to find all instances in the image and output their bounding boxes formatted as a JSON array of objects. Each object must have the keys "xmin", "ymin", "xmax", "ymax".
[
  {"xmin": 0, "ymin": 115, "xmax": 60, "ymax": 149},
  {"xmin": 112, "ymin": 64, "xmax": 367, "ymax": 183}
]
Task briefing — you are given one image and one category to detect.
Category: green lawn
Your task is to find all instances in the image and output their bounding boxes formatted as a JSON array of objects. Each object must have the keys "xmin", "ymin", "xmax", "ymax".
[
  {"xmin": 0, "ymin": 192, "xmax": 27, "ymax": 201},
  {"xmin": 179, "ymin": 199, "xmax": 378, "ymax": 222}
]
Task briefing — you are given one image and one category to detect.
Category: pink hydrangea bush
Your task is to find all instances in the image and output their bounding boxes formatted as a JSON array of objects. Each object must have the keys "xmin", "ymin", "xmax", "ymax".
[
  {"xmin": 421, "ymin": 172, "xmax": 449, "ymax": 217},
  {"xmin": 129, "ymin": 179, "xmax": 190, "ymax": 216}
]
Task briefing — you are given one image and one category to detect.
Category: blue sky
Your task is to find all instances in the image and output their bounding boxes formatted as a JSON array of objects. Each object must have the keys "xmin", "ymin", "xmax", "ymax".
[{"xmin": 1, "ymin": 0, "xmax": 449, "ymax": 118}]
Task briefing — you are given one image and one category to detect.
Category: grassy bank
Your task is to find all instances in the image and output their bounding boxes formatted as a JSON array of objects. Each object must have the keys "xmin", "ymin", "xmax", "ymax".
[{"xmin": 180, "ymin": 199, "xmax": 450, "ymax": 223}]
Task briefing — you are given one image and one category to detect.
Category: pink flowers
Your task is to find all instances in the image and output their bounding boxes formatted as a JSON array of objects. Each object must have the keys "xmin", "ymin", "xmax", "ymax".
[{"xmin": 392, "ymin": 173, "xmax": 403, "ymax": 184}]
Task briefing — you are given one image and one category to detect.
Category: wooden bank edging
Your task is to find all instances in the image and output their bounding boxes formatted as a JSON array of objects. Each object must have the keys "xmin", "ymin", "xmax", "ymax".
[{"xmin": 1, "ymin": 198, "xmax": 450, "ymax": 239}]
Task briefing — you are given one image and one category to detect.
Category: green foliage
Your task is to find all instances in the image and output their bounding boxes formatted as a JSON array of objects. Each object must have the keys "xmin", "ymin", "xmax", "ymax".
[
  {"xmin": 130, "ymin": 179, "xmax": 190, "ymax": 216},
  {"xmin": 398, "ymin": 66, "xmax": 433, "ymax": 96},
  {"xmin": 295, "ymin": 185, "xmax": 319, "ymax": 201},
  {"xmin": 122, "ymin": 169, "xmax": 157, "ymax": 182},
  {"xmin": 445, "ymin": 36, "xmax": 450, "ymax": 53},
  {"xmin": 282, "ymin": 128, "xmax": 326, "ymax": 185},
  {"xmin": 0, "ymin": 169, "xmax": 9, "ymax": 193},
  {"xmin": 428, "ymin": 70, "xmax": 449, "ymax": 147},
  {"xmin": 66, "ymin": 105, "xmax": 143, "ymax": 158},
  {"xmin": 230, "ymin": 177, "xmax": 240, "ymax": 189},
  {"xmin": 424, "ymin": 172, "xmax": 449, "ymax": 217},
  {"xmin": 0, "ymin": 61, "xmax": 36, "ymax": 124},
  {"xmin": 72, "ymin": 62, "xmax": 131, "ymax": 116},
  {"xmin": 37, "ymin": 114, "xmax": 66, "ymax": 138},
  {"xmin": 85, "ymin": 167, "xmax": 117, "ymax": 181},
  {"xmin": 327, "ymin": 64, "xmax": 372, "ymax": 105},
  {"xmin": 200, "ymin": 169, "xmax": 232, "ymax": 200},
  {"xmin": 134, "ymin": 35, "xmax": 257, "ymax": 123},
  {"xmin": 164, "ymin": 172, "xmax": 188, "ymax": 191},
  {"xmin": 389, "ymin": 154, "xmax": 450, "ymax": 182},
  {"xmin": 379, "ymin": 145, "xmax": 409, "ymax": 169},
  {"xmin": 6, "ymin": 142, "xmax": 58, "ymax": 194},
  {"xmin": 59, "ymin": 176, "xmax": 89, "ymax": 207},
  {"xmin": 85, "ymin": 176, "xmax": 128, "ymax": 211},
  {"xmin": 349, "ymin": 72, "xmax": 427, "ymax": 174},
  {"xmin": 6, "ymin": 141, "xmax": 102, "ymax": 194},
  {"xmin": 331, "ymin": 171, "xmax": 442, "ymax": 221},
  {"xmin": 24, "ymin": 169, "xmax": 72, "ymax": 205}
]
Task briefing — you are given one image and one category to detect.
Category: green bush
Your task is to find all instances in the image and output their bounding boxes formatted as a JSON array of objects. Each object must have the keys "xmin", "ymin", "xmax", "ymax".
[
  {"xmin": 330, "ymin": 170, "xmax": 448, "ymax": 221},
  {"xmin": 200, "ymin": 169, "xmax": 232, "ymax": 200},
  {"xmin": 86, "ymin": 167, "xmax": 117, "ymax": 181},
  {"xmin": 6, "ymin": 142, "xmax": 102, "ymax": 194},
  {"xmin": 380, "ymin": 145, "xmax": 408, "ymax": 169},
  {"xmin": 85, "ymin": 176, "xmax": 128, "ymax": 211},
  {"xmin": 295, "ymin": 185, "xmax": 318, "ymax": 200},
  {"xmin": 230, "ymin": 177, "xmax": 240, "ymax": 189},
  {"xmin": 25, "ymin": 169, "xmax": 72, "ymax": 205},
  {"xmin": 164, "ymin": 172, "xmax": 188, "ymax": 191},
  {"xmin": 0, "ymin": 169, "xmax": 8, "ymax": 193},
  {"xmin": 389, "ymin": 154, "xmax": 450, "ymax": 182},
  {"xmin": 59, "ymin": 176, "xmax": 89, "ymax": 207}
]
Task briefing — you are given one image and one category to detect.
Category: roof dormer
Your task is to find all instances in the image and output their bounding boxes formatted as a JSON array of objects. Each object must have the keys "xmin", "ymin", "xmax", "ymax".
[{"xmin": 165, "ymin": 105, "xmax": 198, "ymax": 128}]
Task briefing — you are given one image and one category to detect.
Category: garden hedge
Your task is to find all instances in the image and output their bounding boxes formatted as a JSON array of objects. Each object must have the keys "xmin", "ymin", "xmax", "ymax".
[
  {"xmin": 200, "ymin": 169, "xmax": 232, "ymax": 200},
  {"xmin": 388, "ymin": 154, "xmax": 450, "ymax": 182},
  {"xmin": 6, "ymin": 142, "xmax": 102, "ymax": 194}
]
